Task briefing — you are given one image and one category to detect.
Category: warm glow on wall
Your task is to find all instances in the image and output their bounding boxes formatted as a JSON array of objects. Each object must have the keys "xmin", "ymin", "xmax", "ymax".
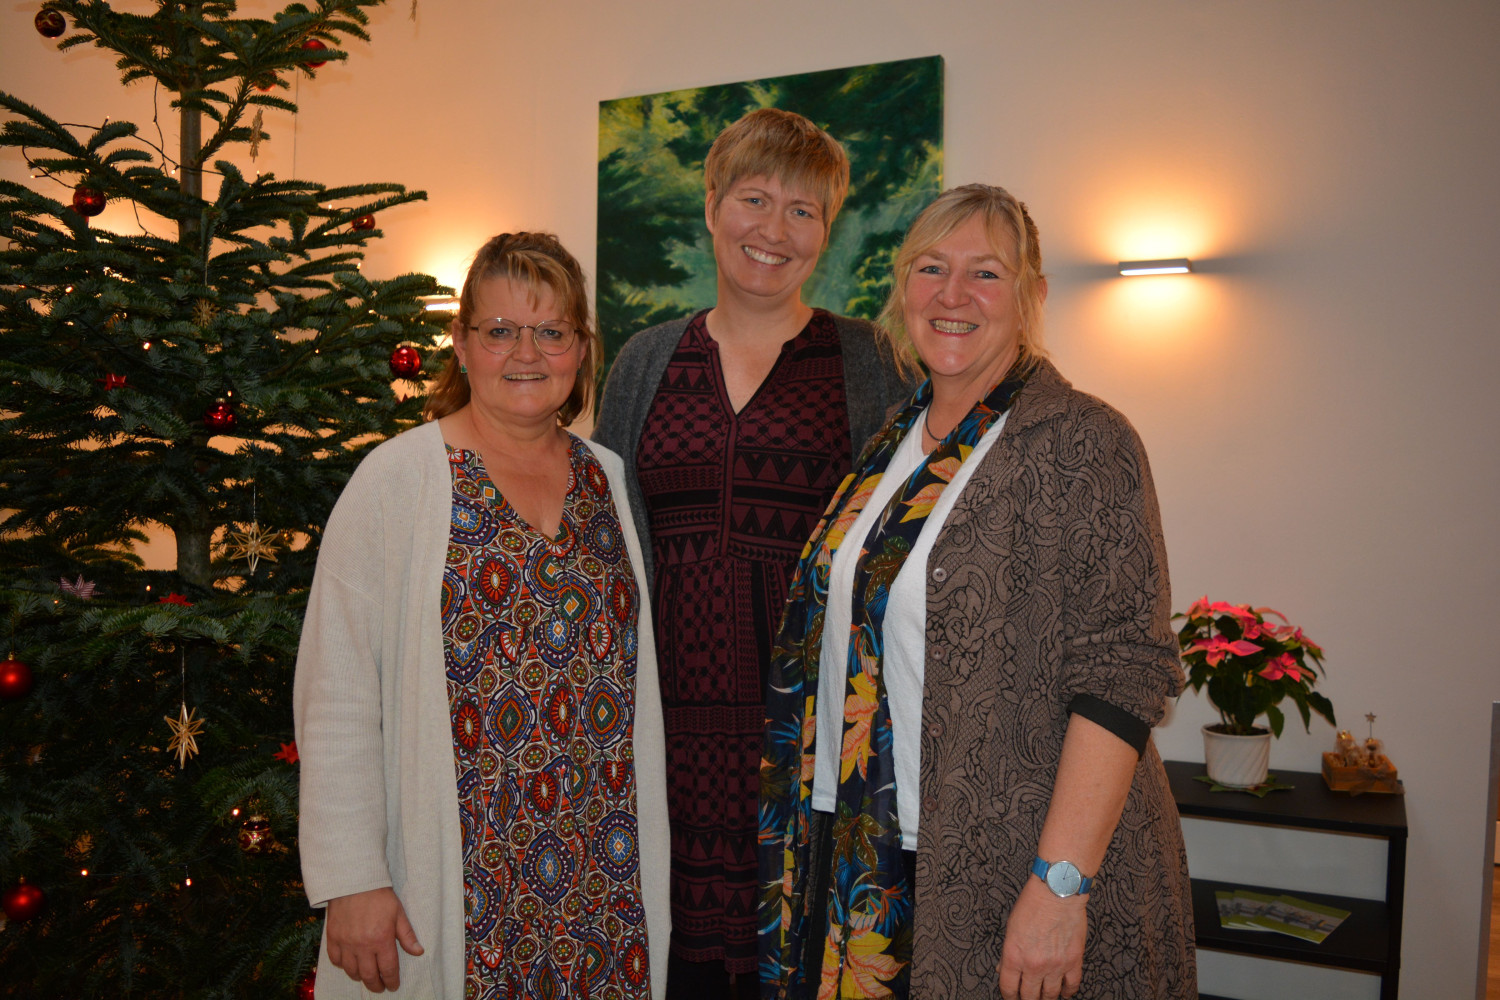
[
  {"xmin": 418, "ymin": 228, "xmax": 497, "ymax": 300},
  {"xmin": 1098, "ymin": 195, "xmax": 1219, "ymax": 265},
  {"xmin": 1076, "ymin": 184, "xmax": 1227, "ymax": 353},
  {"xmin": 1087, "ymin": 271, "xmax": 1219, "ymax": 354},
  {"xmin": 427, "ymin": 255, "xmax": 468, "ymax": 298}
]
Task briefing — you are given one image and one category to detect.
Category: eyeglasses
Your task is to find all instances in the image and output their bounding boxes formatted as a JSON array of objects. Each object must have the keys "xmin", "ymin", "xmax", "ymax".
[{"xmin": 467, "ymin": 318, "xmax": 578, "ymax": 356}]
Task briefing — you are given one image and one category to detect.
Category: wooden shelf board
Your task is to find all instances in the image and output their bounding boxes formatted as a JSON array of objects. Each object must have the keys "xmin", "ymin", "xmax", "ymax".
[
  {"xmin": 1190, "ymin": 878, "xmax": 1391, "ymax": 973},
  {"xmin": 1164, "ymin": 760, "xmax": 1407, "ymax": 838}
]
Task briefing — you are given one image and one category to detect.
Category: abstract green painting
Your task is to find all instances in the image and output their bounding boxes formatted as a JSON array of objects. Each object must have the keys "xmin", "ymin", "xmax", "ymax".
[{"xmin": 597, "ymin": 55, "xmax": 943, "ymax": 363}]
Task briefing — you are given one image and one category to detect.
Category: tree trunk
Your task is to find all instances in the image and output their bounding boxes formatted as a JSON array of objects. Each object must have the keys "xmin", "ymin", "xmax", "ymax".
[
  {"xmin": 174, "ymin": 6, "xmax": 208, "ymax": 587},
  {"xmin": 175, "ymin": 523, "xmax": 213, "ymax": 588},
  {"xmin": 175, "ymin": 13, "xmax": 214, "ymax": 587}
]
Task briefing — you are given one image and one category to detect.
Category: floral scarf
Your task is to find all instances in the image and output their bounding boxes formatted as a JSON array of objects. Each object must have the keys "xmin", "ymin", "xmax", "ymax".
[{"xmin": 758, "ymin": 365, "xmax": 1030, "ymax": 999}]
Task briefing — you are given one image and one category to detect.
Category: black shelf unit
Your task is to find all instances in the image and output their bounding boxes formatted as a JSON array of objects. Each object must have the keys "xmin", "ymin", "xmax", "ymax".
[{"xmin": 1164, "ymin": 759, "xmax": 1408, "ymax": 1000}]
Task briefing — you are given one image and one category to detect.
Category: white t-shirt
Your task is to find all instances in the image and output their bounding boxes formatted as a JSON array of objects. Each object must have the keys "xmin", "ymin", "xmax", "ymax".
[{"xmin": 809, "ymin": 408, "xmax": 1010, "ymax": 849}]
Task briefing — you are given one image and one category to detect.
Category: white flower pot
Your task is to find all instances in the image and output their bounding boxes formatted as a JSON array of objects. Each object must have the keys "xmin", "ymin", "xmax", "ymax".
[{"xmin": 1202, "ymin": 724, "xmax": 1272, "ymax": 788}]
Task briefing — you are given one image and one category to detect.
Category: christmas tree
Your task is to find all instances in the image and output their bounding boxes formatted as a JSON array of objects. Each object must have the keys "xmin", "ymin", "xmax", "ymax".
[{"xmin": 0, "ymin": 2, "xmax": 445, "ymax": 994}]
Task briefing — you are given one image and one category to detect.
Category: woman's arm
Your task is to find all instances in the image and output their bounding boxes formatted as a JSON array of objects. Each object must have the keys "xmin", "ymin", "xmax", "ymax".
[
  {"xmin": 294, "ymin": 456, "xmax": 424, "ymax": 991},
  {"xmin": 997, "ymin": 715, "xmax": 1137, "ymax": 1000},
  {"xmin": 998, "ymin": 399, "xmax": 1180, "ymax": 1000}
]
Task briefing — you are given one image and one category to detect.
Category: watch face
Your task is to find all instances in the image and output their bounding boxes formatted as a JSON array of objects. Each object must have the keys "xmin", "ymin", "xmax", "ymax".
[{"xmin": 1045, "ymin": 861, "xmax": 1083, "ymax": 896}]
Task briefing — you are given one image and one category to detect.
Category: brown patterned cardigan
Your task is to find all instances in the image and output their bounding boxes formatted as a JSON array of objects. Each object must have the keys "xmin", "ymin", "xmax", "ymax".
[{"xmin": 910, "ymin": 358, "xmax": 1196, "ymax": 998}]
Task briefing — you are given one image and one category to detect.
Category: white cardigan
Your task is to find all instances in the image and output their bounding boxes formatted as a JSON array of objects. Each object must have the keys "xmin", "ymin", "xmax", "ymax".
[{"xmin": 294, "ymin": 420, "xmax": 670, "ymax": 999}]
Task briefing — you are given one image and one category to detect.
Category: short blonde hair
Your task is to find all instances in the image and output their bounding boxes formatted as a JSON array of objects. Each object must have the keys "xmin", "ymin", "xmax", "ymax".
[
  {"xmin": 703, "ymin": 108, "xmax": 850, "ymax": 234},
  {"xmin": 424, "ymin": 232, "xmax": 601, "ymax": 426},
  {"xmin": 878, "ymin": 184, "xmax": 1048, "ymax": 373}
]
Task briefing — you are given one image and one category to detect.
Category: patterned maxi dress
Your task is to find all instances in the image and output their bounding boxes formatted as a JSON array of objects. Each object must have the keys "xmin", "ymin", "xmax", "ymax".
[
  {"xmin": 635, "ymin": 310, "xmax": 851, "ymax": 973},
  {"xmin": 443, "ymin": 437, "xmax": 651, "ymax": 1000}
]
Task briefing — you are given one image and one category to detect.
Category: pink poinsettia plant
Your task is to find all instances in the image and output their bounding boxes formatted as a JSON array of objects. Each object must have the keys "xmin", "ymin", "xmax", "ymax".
[{"xmin": 1175, "ymin": 597, "xmax": 1336, "ymax": 737}]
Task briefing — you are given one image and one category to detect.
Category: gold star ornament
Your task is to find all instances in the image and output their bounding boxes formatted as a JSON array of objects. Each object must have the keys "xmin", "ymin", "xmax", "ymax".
[
  {"xmin": 223, "ymin": 522, "xmax": 281, "ymax": 573},
  {"xmin": 164, "ymin": 702, "xmax": 206, "ymax": 768},
  {"xmin": 192, "ymin": 298, "xmax": 219, "ymax": 329}
]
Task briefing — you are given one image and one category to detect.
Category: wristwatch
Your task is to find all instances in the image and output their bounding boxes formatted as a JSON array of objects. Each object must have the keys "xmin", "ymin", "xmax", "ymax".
[{"xmin": 1030, "ymin": 856, "xmax": 1093, "ymax": 898}]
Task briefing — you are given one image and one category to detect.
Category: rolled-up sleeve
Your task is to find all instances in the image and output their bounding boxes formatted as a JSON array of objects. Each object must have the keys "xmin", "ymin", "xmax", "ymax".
[{"xmin": 1056, "ymin": 407, "xmax": 1183, "ymax": 733}]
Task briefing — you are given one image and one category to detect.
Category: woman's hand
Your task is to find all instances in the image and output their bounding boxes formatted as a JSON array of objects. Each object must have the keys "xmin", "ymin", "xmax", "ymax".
[
  {"xmin": 325, "ymin": 887, "xmax": 425, "ymax": 993},
  {"xmin": 996, "ymin": 876, "xmax": 1086, "ymax": 1000}
]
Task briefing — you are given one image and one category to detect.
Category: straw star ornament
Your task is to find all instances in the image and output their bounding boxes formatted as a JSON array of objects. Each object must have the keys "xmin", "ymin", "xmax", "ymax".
[
  {"xmin": 164, "ymin": 703, "xmax": 206, "ymax": 768},
  {"xmin": 224, "ymin": 523, "xmax": 281, "ymax": 573},
  {"xmin": 192, "ymin": 298, "xmax": 218, "ymax": 329},
  {"xmin": 60, "ymin": 574, "xmax": 97, "ymax": 599}
]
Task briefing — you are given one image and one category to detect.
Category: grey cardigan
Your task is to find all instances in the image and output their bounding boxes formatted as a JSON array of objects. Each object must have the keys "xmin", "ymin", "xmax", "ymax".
[{"xmin": 592, "ymin": 312, "xmax": 913, "ymax": 589}]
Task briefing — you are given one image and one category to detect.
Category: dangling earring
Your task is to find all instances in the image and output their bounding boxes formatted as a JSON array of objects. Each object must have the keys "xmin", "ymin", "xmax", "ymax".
[{"xmin": 460, "ymin": 363, "xmax": 468, "ymax": 375}]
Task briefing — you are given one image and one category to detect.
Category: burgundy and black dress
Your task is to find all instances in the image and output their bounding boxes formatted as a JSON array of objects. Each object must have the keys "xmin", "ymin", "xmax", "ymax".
[{"xmin": 635, "ymin": 309, "xmax": 852, "ymax": 979}]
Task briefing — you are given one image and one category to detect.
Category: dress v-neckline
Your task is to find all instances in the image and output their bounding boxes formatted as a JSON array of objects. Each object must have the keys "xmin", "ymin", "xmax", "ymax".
[
  {"xmin": 447, "ymin": 437, "xmax": 580, "ymax": 546},
  {"xmin": 697, "ymin": 311, "xmax": 808, "ymax": 418}
]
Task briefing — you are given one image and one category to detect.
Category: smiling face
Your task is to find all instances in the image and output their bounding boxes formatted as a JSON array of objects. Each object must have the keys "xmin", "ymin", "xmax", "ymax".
[
  {"xmin": 452, "ymin": 275, "xmax": 582, "ymax": 427},
  {"xmin": 903, "ymin": 213, "xmax": 1045, "ymax": 399},
  {"xmin": 706, "ymin": 174, "xmax": 826, "ymax": 309}
]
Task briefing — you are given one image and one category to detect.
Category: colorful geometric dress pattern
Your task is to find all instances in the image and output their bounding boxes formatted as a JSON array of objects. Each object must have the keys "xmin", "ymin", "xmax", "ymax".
[
  {"xmin": 635, "ymin": 310, "xmax": 852, "ymax": 974},
  {"xmin": 758, "ymin": 366, "xmax": 1030, "ymax": 1000},
  {"xmin": 443, "ymin": 437, "xmax": 650, "ymax": 1000}
]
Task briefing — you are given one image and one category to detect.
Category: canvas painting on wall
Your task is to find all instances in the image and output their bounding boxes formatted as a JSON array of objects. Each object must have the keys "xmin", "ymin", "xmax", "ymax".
[{"xmin": 597, "ymin": 55, "xmax": 944, "ymax": 363}]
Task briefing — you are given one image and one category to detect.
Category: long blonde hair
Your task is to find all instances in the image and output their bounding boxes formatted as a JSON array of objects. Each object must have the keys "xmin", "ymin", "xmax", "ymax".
[
  {"xmin": 878, "ymin": 184, "xmax": 1048, "ymax": 374},
  {"xmin": 423, "ymin": 232, "xmax": 600, "ymax": 425}
]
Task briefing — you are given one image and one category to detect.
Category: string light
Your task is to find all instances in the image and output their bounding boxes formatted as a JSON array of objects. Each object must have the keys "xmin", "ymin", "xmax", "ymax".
[{"xmin": 80, "ymin": 868, "xmax": 89, "ymax": 876}]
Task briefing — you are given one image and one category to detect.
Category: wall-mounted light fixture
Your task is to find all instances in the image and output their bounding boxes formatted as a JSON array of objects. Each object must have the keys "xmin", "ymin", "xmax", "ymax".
[{"xmin": 1117, "ymin": 258, "xmax": 1192, "ymax": 276}]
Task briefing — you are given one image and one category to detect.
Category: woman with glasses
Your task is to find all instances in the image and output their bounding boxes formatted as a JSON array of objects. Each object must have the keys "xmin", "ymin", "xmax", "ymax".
[
  {"xmin": 296, "ymin": 232, "xmax": 669, "ymax": 999},
  {"xmin": 594, "ymin": 109, "xmax": 910, "ymax": 1000}
]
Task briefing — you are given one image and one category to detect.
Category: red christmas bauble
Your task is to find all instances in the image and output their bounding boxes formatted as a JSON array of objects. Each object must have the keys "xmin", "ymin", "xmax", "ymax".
[
  {"xmin": 203, "ymin": 399, "xmax": 237, "ymax": 431},
  {"xmin": 1, "ymin": 881, "xmax": 45, "ymax": 922},
  {"xmin": 252, "ymin": 73, "xmax": 278, "ymax": 92},
  {"xmin": 0, "ymin": 658, "xmax": 34, "ymax": 701},
  {"xmin": 389, "ymin": 345, "xmax": 422, "ymax": 379},
  {"xmin": 301, "ymin": 38, "xmax": 328, "ymax": 68},
  {"xmin": 351, "ymin": 214, "xmax": 375, "ymax": 232},
  {"xmin": 296, "ymin": 969, "xmax": 317, "ymax": 1000},
  {"xmin": 238, "ymin": 814, "xmax": 275, "ymax": 855},
  {"xmin": 34, "ymin": 8, "xmax": 65, "ymax": 37},
  {"xmin": 72, "ymin": 186, "xmax": 106, "ymax": 218}
]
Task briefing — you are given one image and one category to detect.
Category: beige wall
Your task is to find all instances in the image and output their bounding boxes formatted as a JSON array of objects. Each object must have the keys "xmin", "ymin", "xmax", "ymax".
[{"xmin": 6, "ymin": 1, "xmax": 1499, "ymax": 995}]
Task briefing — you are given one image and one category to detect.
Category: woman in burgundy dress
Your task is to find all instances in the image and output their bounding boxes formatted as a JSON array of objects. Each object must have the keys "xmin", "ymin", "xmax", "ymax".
[{"xmin": 594, "ymin": 109, "xmax": 909, "ymax": 999}]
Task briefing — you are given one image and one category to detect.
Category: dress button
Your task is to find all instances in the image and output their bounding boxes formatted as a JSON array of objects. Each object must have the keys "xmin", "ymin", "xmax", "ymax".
[
  {"xmin": 922, "ymin": 796, "xmax": 939, "ymax": 813},
  {"xmin": 932, "ymin": 566, "xmax": 947, "ymax": 582},
  {"xmin": 930, "ymin": 721, "xmax": 944, "ymax": 737}
]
